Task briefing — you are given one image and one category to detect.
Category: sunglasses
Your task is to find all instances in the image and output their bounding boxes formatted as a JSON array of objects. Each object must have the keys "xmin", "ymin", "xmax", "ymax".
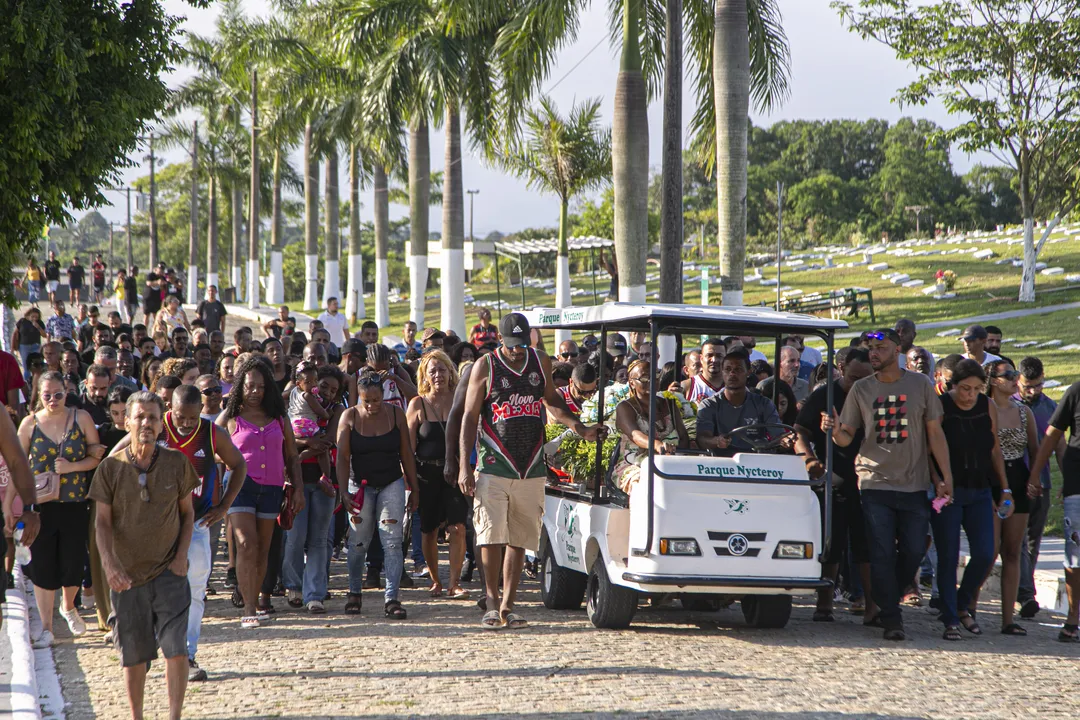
[
  {"xmin": 560, "ymin": 351, "xmax": 579, "ymax": 359},
  {"xmin": 201, "ymin": 386, "xmax": 222, "ymax": 396},
  {"xmin": 865, "ymin": 331, "xmax": 898, "ymax": 342},
  {"xmin": 138, "ymin": 472, "xmax": 149, "ymax": 502},
  {"xmin": 574, "ymin": 384, "xmax": 597, "ymax": 397},
  {"xmin": 40, "ymin": 391, "xmax": 66, "ymax": 401},
  {"xmin": 993, "ymin": 370, "xmax": 1020, "ymax": 380}
]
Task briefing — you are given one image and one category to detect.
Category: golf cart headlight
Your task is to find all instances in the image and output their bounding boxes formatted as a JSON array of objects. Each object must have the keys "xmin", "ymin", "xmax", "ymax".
[
  {"xmin": 773, "ymin": 542, "xmax": 813, "ymax": 559},
  {"xmin": 659, "ymin": 538, "xmax": 701, "ymax": 556}
]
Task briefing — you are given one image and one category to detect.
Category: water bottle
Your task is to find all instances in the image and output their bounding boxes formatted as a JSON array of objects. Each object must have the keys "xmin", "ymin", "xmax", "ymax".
[
  {"xmin": 13, "ymin": 521, "xmax": 32, "ymax": 565},
  {"xmin": 997, "ymin": 497, "xmax": 1013, "ymax": 520}
]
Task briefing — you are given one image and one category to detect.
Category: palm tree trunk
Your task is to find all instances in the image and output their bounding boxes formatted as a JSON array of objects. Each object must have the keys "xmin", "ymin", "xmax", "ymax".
[
  {"xmin": 206, "ymin": 166, "xmax": 219, "ymax": 293},
  {"xmin": 188, "ymin": 121, "xmax": 200, "ymax": 304},
  {"xmin": 409, "ymin": 118, "xmax": 430, "ymax": 330},
  {"xmin": 441, "ymin": 103, "xmax": 465, "ymax": 337},
  {"xmin": 374, "ymin": 164, "xmax": 390, "ymax": 328},
  {"xmin": 230, "ymin": 169, "xmax": 244, "ymax": 301},
  {"xmin": 714, "ymin": 0, "xmax": 750, "ymax": 306},
  {"xmin": 322, "ymin": 145, "xmax": 341, "ymax": 306},
  {"xmin": 346, "ymin": 142, "xmax": 365, "ymax": 323},
  {"xmin": 268, "ymin": 148, "xmax": 284, "ymax": 304},
  {"xmin": 247, "ymin": 70, "xmax": 261, "ymax": 309},
  {"xmin": 304, "ymin": 121, "xmax": 321, "ymax": 311},
  {"xmin": 613, "ymin": 0, "xmax": 649, "ymax": 304},
  {"xmin": 660, "ymin": 0, "xmax": 683, "ymax": 305},
  {"xmin": 555, "ymin": 197, "xmax": 571, "ymax": 347}
]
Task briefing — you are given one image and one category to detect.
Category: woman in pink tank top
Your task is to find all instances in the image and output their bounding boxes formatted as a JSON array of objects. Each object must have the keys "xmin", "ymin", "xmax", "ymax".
[{"xmin": 217, "ymin": 356, "xmax": 303, "ymax": 629}]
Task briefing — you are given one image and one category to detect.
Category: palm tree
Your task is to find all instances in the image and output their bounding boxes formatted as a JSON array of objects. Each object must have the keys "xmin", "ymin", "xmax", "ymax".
[{"xmin": 499, "ymin": 96, "xmax": 611, "ymax": 345}]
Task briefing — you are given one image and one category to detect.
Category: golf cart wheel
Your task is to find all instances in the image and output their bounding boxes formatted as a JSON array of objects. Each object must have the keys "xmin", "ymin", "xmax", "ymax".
[
  {"xmin": 680, "ymin": 594, "xmax": 723, "ymax": 612},
  {"xmin": 741, "ymin": 594, "xmax": 792, "ymax": 629},
  {"xmin": 586, "ymin": 561, "xmax": 637, "ymax": 629},
  {"xmin": 540, "ymin": 543, "xmax": 587, "ymax": 610}
]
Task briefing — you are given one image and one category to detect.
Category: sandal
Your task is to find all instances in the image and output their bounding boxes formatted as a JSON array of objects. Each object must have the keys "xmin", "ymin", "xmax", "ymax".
[
  {"xmin": 384, "ymin": 600, "xmax": 407, "ymax": 620},
  {"xmin": 1058, "ymin": 623, "xmax": 1079, "ymax": 642},
  {"xmin": 901, "ymin": 590, "xmax": 923, "ymax": 607},
  {"xmin": 344, "ymin": 593, "xmax": 363, "ymax": 615},
  {"xmin": 943, "ymin": 624, "xmax": 962, "ymax": 641},
  {"xmin": 863, "ymin": 614, "xmax": 884, "ymax": 628},
  {"xmin": 958, "ymin": 612, "xmax": 982, "ymax": 636},
  {"xmin": 813, "ymin": 609, "xmax": 835, "ymax": 622},
  {"xmin": 849, "ymin": 598, "xmax": 865, "ymax": 616},
  {"xmin": 429, "ymin": 583, "xmax": 443, "ymax": 598},
  {"xmin": 231, "ymin": 588, "xmax": 244, "ymax": 609},
  {"xmin": 481, "ymin": 609, "xmax": 504, "ymax": 630},
  {"xmin": 503, "ymin": 612, "xmax": 529, "ymax": 629},
  {"xmin": 287, "ymin": 590, "xmax": 303, "ymax": 609},
  {"xmin": 883, "ymin": 628, "xmax": 906, "ymax": 641},
  {"xmin": 240, "ymin": 615, "xmax": 260, "ymax": 629},
  {"xmin": 448, "ymin": 587, "xmax": 471, "ymax": 600},
  {"xmin": 1001, "ymin": 623, "xmax": 1027, "ymax": 636}
]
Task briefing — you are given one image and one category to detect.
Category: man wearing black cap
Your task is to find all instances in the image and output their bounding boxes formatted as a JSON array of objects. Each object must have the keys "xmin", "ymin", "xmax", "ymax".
[
  {"xmin": 960, "ymin": 325, "xmax": 1000, "ymax": 366},
  {"xmin": 459, "ymin": 312, "xmax": 602, "ymax": 630},
  {"xmin": 822, "ymin": 327, "xmax": 953, "ymax": 641},
  {"xmin": 606, "ymin": 333, "xmax": 628, "ymax": 370},
  {"xmin": 339, "ymin": 338, "xmax": 366, "ymax": 405}
]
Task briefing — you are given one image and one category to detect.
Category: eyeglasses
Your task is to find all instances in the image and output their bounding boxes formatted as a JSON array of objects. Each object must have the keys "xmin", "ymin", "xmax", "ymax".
[
  {"xmin": 993, "ymin": 370, "xmax": 1020, "ymax": 380},
  {"xmin": 138, "ymin": 472, "xmax": 149, "ymax": 502},
  {"xmin": 200, "ymin": 386, "xmax": 222, "ymax": 396},
  {"xmin": 560, "ymin": 352, "xmax": 579, "ymax": 359},
  {"xmin": 574, "ymin": 383, "xmax": 597, "ymax": 397}
]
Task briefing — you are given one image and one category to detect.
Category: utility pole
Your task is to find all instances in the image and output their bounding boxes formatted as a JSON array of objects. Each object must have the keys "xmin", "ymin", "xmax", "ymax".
[
  {"xmin": 776, "ymin": 181, "xmax": 784, "ymax": 312},
  {"xmin": 189, "ymin": 120, "xmax": 200, "ymax": 301},
  {"xmin": 248, "ymin": 70, "xmax": 261, "ymax": 309},
  {"xmin": 126, "ymin": 187, "xmax": 133, "ymax": 272},
  {"xmin": 147, "ymin": 133, "xmax": 158, "ymax": 268},
  {"xmin": 108, "ymin": 223, "xmax": 114, "ymax": 271},
  {"xmin": 467, "ymin": 189, "xmax": 479, "ymax": 282}
]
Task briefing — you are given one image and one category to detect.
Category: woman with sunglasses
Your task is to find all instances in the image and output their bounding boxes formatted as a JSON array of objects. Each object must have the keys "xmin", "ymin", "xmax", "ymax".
[
  {"xmin": 965, "ymin": 359, "xmax": 1039, "ymax": 636},
  {"xmin": 17, "ymin": 371, "xmax": 103, "ymax": 647},
  {"xmin": 217, "ymin": 356, "xmax": 304, "ymax": 628},
  {"xmin": 613, "ymin": 360, "xmax": 690, "ymax": 494}
]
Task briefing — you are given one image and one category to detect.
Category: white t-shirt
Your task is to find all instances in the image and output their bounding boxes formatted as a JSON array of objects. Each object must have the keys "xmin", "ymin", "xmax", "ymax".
[
  {"xmin": 318, "ymin": 311, "xmax": 349, "ymax": 347},
  {"xmin": 801, "ymin": 346, "xmax": 822, "ymax": 367},
  {"xmin": 748, "ymin": 349, "xmax": 767, "ymax": 363},
  {"xmin": 966, "ymin": 351, "xmax": 1001, "ymax": 366}
]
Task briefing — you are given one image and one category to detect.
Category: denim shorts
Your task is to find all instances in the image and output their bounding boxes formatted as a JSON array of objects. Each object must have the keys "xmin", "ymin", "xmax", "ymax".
[
  {"xmin": 228, "ymin": 477, "xmax": 284, "ymax": 520},
  {"xmin": 1064, "ymin": 495, "xmax": 1080, "ymax": 569}
]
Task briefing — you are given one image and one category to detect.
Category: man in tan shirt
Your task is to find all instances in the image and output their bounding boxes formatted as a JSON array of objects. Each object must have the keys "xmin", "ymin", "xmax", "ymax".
[{"xmin": 89, "ymin": 391, "xmax": 200, "ymax": 720}]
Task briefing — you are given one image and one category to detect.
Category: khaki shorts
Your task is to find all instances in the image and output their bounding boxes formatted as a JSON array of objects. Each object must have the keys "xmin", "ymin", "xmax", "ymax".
[{"xmin": 473, "ymin": 473, "xmax": 545, "ymax": 551}]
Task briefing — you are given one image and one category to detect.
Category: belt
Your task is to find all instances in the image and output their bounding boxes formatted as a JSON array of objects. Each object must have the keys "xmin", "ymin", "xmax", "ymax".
[{"xmin": 418, "ymin": 458, "xmax": 445, "ymax": 467}]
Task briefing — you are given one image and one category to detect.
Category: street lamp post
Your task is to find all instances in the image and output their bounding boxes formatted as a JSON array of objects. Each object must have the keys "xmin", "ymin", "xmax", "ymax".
[{"xmin": 467, "ymin": 189, "xmax": 479, "ymax": 282}]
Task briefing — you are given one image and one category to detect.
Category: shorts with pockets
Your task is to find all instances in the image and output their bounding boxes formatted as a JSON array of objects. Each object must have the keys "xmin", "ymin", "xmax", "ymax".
[
  {"xmin": 110, "ymin": 569, "xmax": 190, "ymax": 667},
  {"xmin": 473, "ymin": 472, "xmax": 545, "ymax": 551},
  {"xmin": 46, "ymin": 281, "xmax": 59, "ymax": 294},
  {"xmin": 227, "ymin": 477, "xmax": 284, "ymax": 520},
  {"xmin": 26, "ymin": 501, "xmax": 89, "ymax": 590},
  {"xmin": 417, "ymin": 462, "xmax": 469, "ymax": 533}
]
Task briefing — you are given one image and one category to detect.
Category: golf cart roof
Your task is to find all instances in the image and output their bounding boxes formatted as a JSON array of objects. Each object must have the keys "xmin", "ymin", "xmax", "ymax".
[{"xmin": 526, "ymin": 303, "xmax": 848, "ymax": 337}]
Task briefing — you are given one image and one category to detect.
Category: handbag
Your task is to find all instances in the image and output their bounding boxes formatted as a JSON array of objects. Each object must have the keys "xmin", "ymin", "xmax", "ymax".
[
  {"xmin": 32, "ymin": 409, "xmax": 74, "ymax": 505},
  {"xmin": 277, "ymin": 483, "xmax": 295, "ymax": 530}
]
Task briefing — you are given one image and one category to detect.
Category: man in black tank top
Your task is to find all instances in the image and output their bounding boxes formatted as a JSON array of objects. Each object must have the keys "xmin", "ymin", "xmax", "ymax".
[{"xmin": 459, "ymin": 313, "xmax": 602, "ymax": 629}]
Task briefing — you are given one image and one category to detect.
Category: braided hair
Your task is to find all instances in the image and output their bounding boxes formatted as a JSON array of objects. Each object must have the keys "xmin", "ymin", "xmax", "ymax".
[{"xmin": 223, "ymin": 355, "xmax": 287, "ymax": 420}]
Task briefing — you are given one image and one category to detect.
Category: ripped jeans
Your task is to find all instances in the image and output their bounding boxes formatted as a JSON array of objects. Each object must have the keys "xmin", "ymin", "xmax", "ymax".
[{"xmin": 345, "ymin": 477, "xmax": 406, "ymax": 602}]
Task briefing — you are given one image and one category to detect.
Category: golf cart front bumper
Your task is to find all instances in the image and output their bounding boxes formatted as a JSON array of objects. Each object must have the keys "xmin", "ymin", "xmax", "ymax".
[{"xmin": 621, "ymin": 572, "xmax": 832, "ymax": 594}]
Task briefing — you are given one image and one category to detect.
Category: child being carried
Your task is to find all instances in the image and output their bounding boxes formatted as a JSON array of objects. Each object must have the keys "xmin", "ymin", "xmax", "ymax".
[{"xmin": 288, "ymin": 361, "xmax": 334, "ymax": 494}]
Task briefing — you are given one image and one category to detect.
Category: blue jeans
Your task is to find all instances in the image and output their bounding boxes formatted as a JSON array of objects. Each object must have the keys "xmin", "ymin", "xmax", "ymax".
[
  {"xmin": 282, "ymin": 483, "xmax": 335, "ymax": 604},
  {"xmin": 18, "ymin": 343, "xmax": 39, "ymax": 382},
  {"xmin": 861, "ymin": 489, "xmax": 931, "ymax": 630},
  {"xmin": 186, "ymin": 521, "xmax": 212, "ymax": 660},
  {"xmin": 346, "ymin": 478, "xmax": 406, "ymax": 602},
  {"xmin": 930, "ymin": 486, "xmax": 995, "ymax": 627}
]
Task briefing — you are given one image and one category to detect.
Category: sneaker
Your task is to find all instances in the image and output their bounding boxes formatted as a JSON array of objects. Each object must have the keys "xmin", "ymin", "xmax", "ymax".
[
  {"xmin": 363, "ymin": 567, "xmax": 382, "ymax": 590},
  {"xmin": 224, "ymin": 568, "xmax": 238, "ymax": 590},
  {"xmin": 32, "ymin": 630, "xmax": 55, "ymax": 649},
  {"xmin": 188, "ymin": 658, "xmax": 208, "ymax": 682},
  {"xmin": 1019, "ymin": 599, "xmax": 1040, "ymax": 619},
  {"xmin": 306, "ymin": 600, "xmax": 326, "ymax": 614},
  {"xmin": 398, "ymin": 572, "xmax": 414, "ymax": 589},
  {"xmin": 61, "ymin": 606, "xmax": 87, "ymax": 637}
]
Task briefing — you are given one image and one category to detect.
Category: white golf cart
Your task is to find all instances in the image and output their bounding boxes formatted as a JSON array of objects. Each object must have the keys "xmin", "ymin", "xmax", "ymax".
[{"xmin": 529, "ymin": 303, "xmax": 846, "ymax": 629}]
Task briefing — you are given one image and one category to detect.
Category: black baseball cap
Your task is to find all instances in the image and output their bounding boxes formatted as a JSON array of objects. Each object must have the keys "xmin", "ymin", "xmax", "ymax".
[
  {"xmin": 581, "ymin": 334, "xmax": 599, "ymax": 349},
  {"xmin": 961, "ymin": 325, "xmax": 988, "ymax": 342},
  {"xmin": 342, "ymin": 338, "xmax": 367, "ymax": 357},
  {"xmin": 606, "ymin": 333, "xmax": 628, "ymax": 356},
  {"xmin": 499, "ymin": 313, "xmax": 530, "ymax": 348}
]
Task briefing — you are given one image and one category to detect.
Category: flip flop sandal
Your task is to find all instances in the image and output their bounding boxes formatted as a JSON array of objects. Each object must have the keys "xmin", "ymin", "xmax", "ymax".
[
  {"xmin": 863, "ymin": 615, "xmax": 884, "ymax": 628},
  {"xmin": 287, "ymin": 590, "xmax": 303, "ymax": 608},
  {"xmin": 231, "ymin": 589, "xmax": 244, "ymax": 609},
  {"xmin": 429, "ymin": 584, "xmax": 444, "ymax": 598},
  {"xmin": 503, "ymin": 612, "xmax": 529, "ymax": 630},
  {"xmin": 344, "ymin": 593, "xmax": 363, "ymax": 615},
  {"xmin": 943, "ymin": 625, "xmax": 963, "ymax": 641},
  {"xmin": 448, "ymin": 587, "xmax": 471, "ymax": 600},
  {"xmin": 883, "ymin": 628, "xmax": 906, "ymax": 641},
  {"xmin": 1001, "ymin": 623, "xmax": 1027, "ymax": 636},
  {"xmin": 849, "ymin": 599, "xmax": 866, "ymax": 615},
  {"xmin": 384, "ymin": 600, "xmax": 407, "ymax": 620},
  {"xmin": 240, "ymin": 616, "xmax": 260, "ymax": 629},
  {"xmin": 959, "ymin": 613, "xmax": 982, "ymax": 635},
  {"xmin": 481, "ymin": 610, "xmax": 504, "ymax": 630},
  {"xmin": 813, "ymin": 609, "xmax": 835, "ymax": 622},
  {"xmin": 1058, "ymin": 624, "xmax": 1079, "ymax": 642}
]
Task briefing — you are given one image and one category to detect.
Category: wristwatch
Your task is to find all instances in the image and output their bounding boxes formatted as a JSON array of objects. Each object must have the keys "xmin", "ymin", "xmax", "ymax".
[{"xmin": 1002, "ymin": 488, "xmax": 1012, "ymax": 494}]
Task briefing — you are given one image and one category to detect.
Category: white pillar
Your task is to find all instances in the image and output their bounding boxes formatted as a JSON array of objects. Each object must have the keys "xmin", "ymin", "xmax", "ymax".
[
  {"xmin": 345, "ymin": 253, "xmax": 365, "ymax": 321},
  {"xmin": 657, "ymin": 334, "xmax": 677, "ymax": 365},
  {"xmin": 375, "ymin": 258, "xmax": 390, "ymax": 329},
  {"xmin": 246, "ymin": 258, "xmax": 260, "ymax": 309},
  {"xmin": 554, "ymin": 254, "xmax": 571, "ymax": 347},
  {"xmin": 187, "ymin": 266, "xmax": 198, "ymax": 305},
  {"xmin": 206, "ymin": 272, "xmax": 219, "ymax": 295},
  {"xmin": 322, "ymin": 259, "xmax": 340, "ymax": 306},
  {"xmin": 409, "ymin": 255, "xmax": 427, "ymax": 330},
  {"xmin": 721, "ymin": 289, "xmax": 744, "ymax": 307},
  {"xmin": 231, "ymin": 265, "xmax": 243, "ymax": 303},
  {"xmin": 268, "ymin": 250, "xmax": 284, "ymax": 304},
  {"xmin": 440, "ymin": 248, "xmax": 465, "ymax": 337},
  {"xmin": 619, "ymin": 284, "xmax": 646, "ymax": 304},
  {"xmin": 304, "ymin": 254, "xmax": 319, "ymax": 311}
]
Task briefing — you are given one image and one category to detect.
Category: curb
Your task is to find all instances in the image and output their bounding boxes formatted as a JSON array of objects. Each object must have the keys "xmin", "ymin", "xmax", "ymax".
[
  {"xmin": 959, "ymin": 554, "xmax": 1067, "ymax": 615},
  {"xmin": 3, "ymin": 566, "xmax": 41, "ymax": 719}
]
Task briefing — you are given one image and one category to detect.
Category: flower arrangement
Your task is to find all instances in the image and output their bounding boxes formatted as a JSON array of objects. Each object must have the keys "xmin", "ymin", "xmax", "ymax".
[{"xmin": 935, "ymin": 269, "xmax": 957, "ymax": 291}]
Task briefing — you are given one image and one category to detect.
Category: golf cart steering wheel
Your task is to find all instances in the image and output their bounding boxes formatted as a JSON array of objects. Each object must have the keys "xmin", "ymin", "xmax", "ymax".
[{"xmin": 727, "ymin": 423, "xmax": 797, "ymax": 453}]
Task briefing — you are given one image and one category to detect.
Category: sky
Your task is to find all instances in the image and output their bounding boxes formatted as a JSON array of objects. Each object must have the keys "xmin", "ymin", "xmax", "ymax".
[{"xmin": 95, "ymin": 0, "xmax": 986, "ymax": 236}]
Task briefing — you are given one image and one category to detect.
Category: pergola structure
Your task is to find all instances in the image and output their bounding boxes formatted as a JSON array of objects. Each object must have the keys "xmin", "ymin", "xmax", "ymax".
[{"xmin": 491, "ymin": 235, "xmax": 614, "ymax": 316}]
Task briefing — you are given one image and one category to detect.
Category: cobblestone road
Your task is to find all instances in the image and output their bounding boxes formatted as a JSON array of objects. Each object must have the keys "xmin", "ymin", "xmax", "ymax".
[{"xmin": 49, "ymin": 555, "xmax": 1080, "ymax": 720}]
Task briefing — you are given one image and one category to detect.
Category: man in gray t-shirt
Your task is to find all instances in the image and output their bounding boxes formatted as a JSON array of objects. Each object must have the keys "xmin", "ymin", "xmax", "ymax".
[
  {"xmin": 697, "ymin": 350, "xmax": 780, "ymax": 457},
  {"xmin": 823, "ymin": 327, "xmax": 953, "ymax": 641}
]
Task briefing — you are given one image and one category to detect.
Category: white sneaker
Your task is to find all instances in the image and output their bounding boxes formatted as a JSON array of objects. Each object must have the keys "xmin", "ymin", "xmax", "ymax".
[
  {"xmin": 82, "ymin": 595, "xmax": 96, "ymax": 611},
  {"xmin": 32, "ymin": 630, "xmax": 55, "ymax": 649},
  {"xmin": 61, "ymin": 606, "xmax": 87, "ymax": 637}
]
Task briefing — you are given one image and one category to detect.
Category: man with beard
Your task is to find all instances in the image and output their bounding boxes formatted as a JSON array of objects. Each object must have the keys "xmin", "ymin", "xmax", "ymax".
[
  {"xmin": 823, "ymin": 328, "xmax": 953, "ymax": 641},
  {"xmin": 682, "ymin": 349, "xmax": 701, "ymax": 379},
  {"xmin": 763, "ymin": 346, "xmax": 811, "ymax": 405},
  {"xmin": 682, "ymin": 338, "xmax": 725, "ymax": 403},
  {"xmin": 737, "ymin": 335, "xmax": 767, "ymax": 363},
  {"xmin": 89, "ymin": 392, "xmax": 201, "ymax": 720},
  {"xmin": 697, "ymin": 349, "xmax": 780, "ymax": 457},
  {"xmin": 160, "ymin": 327, "xmax": 192, "ymax": 360},
  {"xmin": 79, "ymin": 364, "xmax": 113, "ymax": 424},
  {"xmin": 985, "ymin": 325, "xmax": 1004, "ymax": 356},
  {"xmin": 192, "ymin": 344, "xmax": 214, "ymax": 375},
  {"xmin": 164, "ymin": 384, "xmax": 247, "ymax": 682},
  {"xmin": 208, "ymin": 331, "xmax": 226, "ymax": 364}
]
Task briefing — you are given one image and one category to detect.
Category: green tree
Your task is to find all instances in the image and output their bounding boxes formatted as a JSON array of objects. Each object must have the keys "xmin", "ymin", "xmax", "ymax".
[
  {"xmin": 0, "ymin": 0, "xmax": 202, "ymax": 304},
  {"xmin": 499, "ymin": 97, "xmax": 611, "ymax": 340},
  {"xmin": 837, "ymin": 0, "xmax": 1080, "ymax": 301}
]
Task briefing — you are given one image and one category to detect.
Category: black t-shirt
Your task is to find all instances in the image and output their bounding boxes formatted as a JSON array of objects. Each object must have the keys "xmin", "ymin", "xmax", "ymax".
[
  {"xmin": 123, "ymin": 276, "xmax": 138, "ymax": 301},
  {"xmin": 44, "ymin": 260, "xmax": 60, "ymax": 281},
  {"xmin": 794, "ymin": 381, "xmax": 862, "ymax": 490},
  {"xmin": 15, "ymin": 318, "xmax": 41, "ymax": 345},
  {"xmin": 144, "ymin": 272, "xmax": 159, "ymax": 299},
  {"xmin": 68, "ymin": 265, "xmax": 85, "ymax": 286},
  {"xmin": 1049, "ymin": 381, "xmax": 1080, "ymax": 497},
  {"xmin": 196, "ymin": 300, "xmax": 227, "ymax": 333},
  {"xmin": 79, "ymin": 394, "xmax": 109, "ymax": 425}
]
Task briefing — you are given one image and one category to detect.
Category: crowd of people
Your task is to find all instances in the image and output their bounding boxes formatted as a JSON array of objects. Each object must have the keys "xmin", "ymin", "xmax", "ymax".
[{"xmin": 0, "ymin": 270, "xmax": 1078, "ymax": 718}]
